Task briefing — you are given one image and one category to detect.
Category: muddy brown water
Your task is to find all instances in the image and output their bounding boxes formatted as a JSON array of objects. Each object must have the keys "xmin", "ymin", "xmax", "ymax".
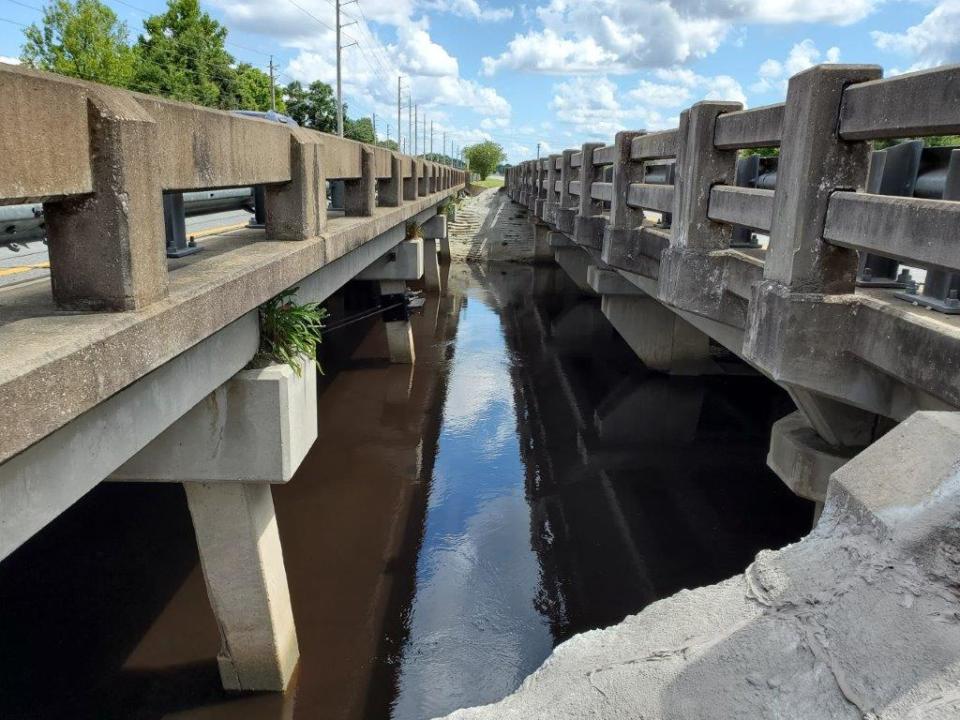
[{"xmin": 0, "ymin": 262, "xmax": 811, "ymax": 720}]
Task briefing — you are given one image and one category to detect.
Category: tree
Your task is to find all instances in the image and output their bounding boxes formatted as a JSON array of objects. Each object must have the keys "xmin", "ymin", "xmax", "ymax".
[
  {"xmin": 132, "ymin": 0, "xmax": 234, "ymax": 108},
  {"xmin": 345, "ymin": 116, "xmax": 375, "ymax": 143},
  {"xmin": 21, "ymin": 0, "xmax": 135, "ymax": 86},
  {"xmin": 230, "ymin": 63, "xmax": 286, "ymax": 113},
  {"xmin": 378, "ymin": 138, "xmax": 400, "ymax": 151},
  {"xmin": 463, "ymin": 141, "xmax": 505, "ymax": 180},
  {"xmin": 284, "ymin": 80, "xmax": 337, "ymax": 132}
]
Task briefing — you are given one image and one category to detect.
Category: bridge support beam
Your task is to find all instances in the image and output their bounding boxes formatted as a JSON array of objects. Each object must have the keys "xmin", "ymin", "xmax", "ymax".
[{"xmin": 601, "ymin": 295, "xmax": 712, "ymax": 375}]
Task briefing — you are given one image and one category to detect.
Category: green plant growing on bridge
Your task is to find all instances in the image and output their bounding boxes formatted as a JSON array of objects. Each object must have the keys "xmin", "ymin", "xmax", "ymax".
[
  {"xmin": 254, "ymin": 289, "xmax": 328, "ymax": 377},
  {"xmin": 21, "ymin": 0, "xmax": 136, "ymax": 87},
  {"xmin": 464, "ymin": 141, "xmax": 506, "ymax": 181}
]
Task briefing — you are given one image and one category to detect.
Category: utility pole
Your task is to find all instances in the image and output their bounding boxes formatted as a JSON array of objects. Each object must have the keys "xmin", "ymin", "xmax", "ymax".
[
  {"xmin": 269, "ymin": 55, "xmax": 276, "ymax": 112},
  {"xmin": 408, "ymin": 95, "xmax": 412, "ymax": 157},
  {"xmin": 397, "ymin": 76, "xmax": 402, "ymax": 150},
  {"xmin": 372, "ymin": 112, "xmax": 377, "ymax": 143},
  {"xmin": 414, "ymin": 104, "xmax": 418, "ymax": 155},
  {"xmin": 430, "ymin": 120, "xmax": 434, "ymax": 156},
  {"xmin": 335, "ymin": 0, "xmax": 343, "ymax": 137},
  {"xmin": 443, "ymin": 131, "xmax": 446, "ymax": 159},
  {"xmin": 423, "ymin": 116, "xmax": 427, "ymax": 158},
  {"xmin": 536, "ymin": 142, "xmax": 541, "ymax": 161}
]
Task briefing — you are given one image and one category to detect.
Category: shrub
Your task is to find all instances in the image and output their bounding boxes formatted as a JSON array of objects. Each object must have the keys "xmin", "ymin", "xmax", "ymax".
[{"xmin": 253, "ymin": 289, "xmax": 327, "ymax": 376}]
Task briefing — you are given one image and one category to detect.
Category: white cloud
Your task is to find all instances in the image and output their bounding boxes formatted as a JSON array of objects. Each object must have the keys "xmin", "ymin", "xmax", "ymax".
[
  {"xmin": 421, "ymin": 0, "xmax": 514, "ymax": 21},
  {"xmin": 213, "ymin": 0, "xmax": 510, "ymax": 126},
  {"xmin": 0, "ymin": 56, "xmax": 19, "ymax": 66},
  {"xmin": 872, "ymin": 0, "xmax": 960, "ymax": 70},
  {"xmin": 481, "ymin": 0, "xmax": 874, "ymax": 76},
  {"xmin": 750, "ymin": 39, "xmax": 841, "ymax": 94}
]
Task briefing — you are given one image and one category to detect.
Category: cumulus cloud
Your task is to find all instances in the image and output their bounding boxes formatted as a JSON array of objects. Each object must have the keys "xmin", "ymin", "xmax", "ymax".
[
  {"xmin": 872, "ymin": 0, "xmax": 960, "ymax": 70},
  {"xmin": 421, "ymin": 0, "xmax": 514, "ymax": 21},
  {"xmin": 750, "ymin": 39, "xmax": 841, "ymax": 94},
  {"xmin": 482, "ymin": 0, "xmax": 873, "ymax": 76},
  {"xmin": 0, "ymin": 56, "xmax": 20, "ymax": 66},
  {"xmin": 211, "ymin": 0, "xmax": 510, "ymax": 132}
]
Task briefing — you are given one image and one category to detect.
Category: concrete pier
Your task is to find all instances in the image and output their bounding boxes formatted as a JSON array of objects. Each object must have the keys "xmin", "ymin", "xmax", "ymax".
[
  {"xmin": 601, "ymin": 295, "xmax": 712, "ymax": 375},
  {"xmin": 185, "ymin": 481, "xmax": 299, "ymax": 692}
]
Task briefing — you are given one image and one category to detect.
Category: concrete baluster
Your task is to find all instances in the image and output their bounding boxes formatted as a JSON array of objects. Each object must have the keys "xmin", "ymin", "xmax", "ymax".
[
  {"xmin": 601, "ymin": 130, "xmax": 645, "ymax": 265},
  {"xmin": 763, "ymin": 64, "xmax": 882, "ymax": 294},
  {"xmin": 403, "ymin": 157, "xmax": 418, "ymax": 201},
  {"xmin": 266, "ymin": 127, "xmax": 326, "ymax": 241},
  {"xmin": 378, "ymin": 152, "xmax": 402, "ymax": 207},
  {"xmin": 344, "ymin": 146, "xmax": 376, "ymax": 216},
  {"xmin": 573, "ymin": 143, "xmax": 606, "ymax": 249},
  {"xmin": 555, "ymin": 150, "xmax": 578, "ymax": 235},
  {"xmin": 45, "ymin": 88, "xmax": 168, "ymax": 311}
]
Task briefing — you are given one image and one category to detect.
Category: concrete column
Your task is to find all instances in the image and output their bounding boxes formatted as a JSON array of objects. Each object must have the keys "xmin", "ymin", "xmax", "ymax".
[
  {"xmin": 555, "ymin": 149, "xmax": 578, "ymax": 234},
  {"xmin": 764, "ymin": 64, "xmax": 881, "ymax": 293},
  {"xmin": 344, "ymin": 146, "xmax": 376, "ymax": 216},
  {"xmin": 45, "ymin": 88, "xmax": 168, "ymax": 311},
  {"xmin": 573, "ymin": 142, "xmax": 606, "ymax": 248},
  {"xmin": 422, "ymin": 238, "xmax": 441, "ymax": 292},
  {"xmin": 403, "ymin": 158, "xmax": 417, "ymax": 201},
  {"xmin": 671, "ymin": 102, "xmax": 741, "ymax": 251},
  {"xmin": 601, "ymin": 295, "xmax": 712, "ymax": 374},
  {"xmin": 602, "ymin": 131, "xmax": 645, "ymax": 263},
  {"xmin": 185, "ymin": 481, "xmax": 299, "ymax": 692},
  {"xmin": 266, "ymin": 127, "xmax": 326, "ymax": 241},
  {"xmin": 534, "ymin": 223, "xmax": 553, "ymax": 263},
  {"xmin": 378, "ymin": 152, "xmax": 402, "ymax": 207},
  {"xmin": 421, "ymin": 214, "xmax": 446, "ymax": 290},
  {"xmin": 381, "ymin": 279, "xmax": 415, "ymax": 363}
]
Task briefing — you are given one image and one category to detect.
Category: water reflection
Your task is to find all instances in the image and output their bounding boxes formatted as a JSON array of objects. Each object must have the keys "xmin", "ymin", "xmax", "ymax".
[
  {"xmin": 379, "ymin": 263, "xmax": 810, "ymax": 719},
  {"xmin": 0, "ymin": 261, "xmax": 811, "ymax": 720}
]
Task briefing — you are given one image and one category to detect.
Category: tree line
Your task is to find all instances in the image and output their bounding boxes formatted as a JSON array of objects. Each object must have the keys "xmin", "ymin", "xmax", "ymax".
[{"xmin": 18, "ymin": 0, "xmax": 382, "ymax": 143}]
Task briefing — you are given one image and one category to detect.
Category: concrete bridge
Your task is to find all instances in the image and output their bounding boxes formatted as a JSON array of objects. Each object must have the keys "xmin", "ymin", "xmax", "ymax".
[
  {"xmin": 507, "ymin": 62, "xmax": 960, "ymax": 513},
  {"xmin": 0, "ymin": 63, "xmax": 465, "ymax": 692}
]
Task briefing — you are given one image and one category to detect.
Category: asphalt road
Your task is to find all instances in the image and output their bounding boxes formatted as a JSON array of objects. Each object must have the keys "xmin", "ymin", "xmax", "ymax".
[{"xmin": 0, "ymin": 209, "xmax": 253, "ymax": 291}]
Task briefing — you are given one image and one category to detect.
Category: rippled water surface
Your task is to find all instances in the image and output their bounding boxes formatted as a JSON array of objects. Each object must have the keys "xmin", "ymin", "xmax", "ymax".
[{"xmin": 0, "ymin": 262, "xmax": 812, "ymax": 720}]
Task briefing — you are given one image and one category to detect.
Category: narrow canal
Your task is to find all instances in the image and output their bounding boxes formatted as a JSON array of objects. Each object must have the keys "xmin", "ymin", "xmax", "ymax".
[{"xmin": 0, "ymin": 261, "xmax": 812, "ymax": 720}]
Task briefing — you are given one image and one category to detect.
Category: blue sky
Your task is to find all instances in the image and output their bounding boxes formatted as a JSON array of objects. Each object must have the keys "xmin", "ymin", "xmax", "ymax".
[{"xmin": 0, "ymin": 0, "xmax": 957, "ymax": 163}]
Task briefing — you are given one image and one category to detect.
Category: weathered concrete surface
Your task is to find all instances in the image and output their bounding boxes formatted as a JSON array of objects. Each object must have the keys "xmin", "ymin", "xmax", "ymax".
[
  {"xmin": 0, "ymin": 196, "xmax": 457, "ymax": 466},
  {"xmin": 602, "ymin": 294, "xmax": 712, "ymax": 375},
  {"xmin": 767, "ymin": 411, "xmax": 857, "ymax": 502},
  {"xmin": 0, "ymin": 313, "xmax": 258, "ymax": 561},
  {"xmin": 45, "ymin": 87, "xmax": 168, "ymax": 311},
  {"xmin": 357, "ymin": 239, "xmax": 424, "ymax": 281},
  {"xmin": 112, "ymin": 361, "xmax": 317, "ymax": 483},
  {"xmin": 438, "ymin": 411, "xmax": 960, "ymax": 720},
  {"xmin": 185, "ymin": 481, "xmax": 299, "ymax": 692}
]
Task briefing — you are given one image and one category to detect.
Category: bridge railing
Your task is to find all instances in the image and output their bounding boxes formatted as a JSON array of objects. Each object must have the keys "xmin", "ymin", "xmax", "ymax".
[
  {"xmin": 506, "ymin": 62, "xmax": 960, "ymax": 419},
  {"xmin": 0, "ymin": 62, "xmax": 467, "ymax": 313}
]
